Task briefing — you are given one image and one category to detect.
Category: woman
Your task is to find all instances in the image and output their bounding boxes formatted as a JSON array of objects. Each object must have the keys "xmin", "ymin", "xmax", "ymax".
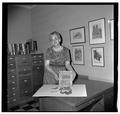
[{"xmin": 44, "ymin": 31, "xmax": 76, "ymax": 84}]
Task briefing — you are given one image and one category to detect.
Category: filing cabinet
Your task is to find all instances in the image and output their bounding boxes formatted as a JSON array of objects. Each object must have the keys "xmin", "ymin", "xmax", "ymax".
[
  {"xmin": 31, "ymin": 54, "xmax": 44, "ymax": 93},
  {"xmin": 7, "ymin": 53, "xmax": 44, "ymax": 109}
]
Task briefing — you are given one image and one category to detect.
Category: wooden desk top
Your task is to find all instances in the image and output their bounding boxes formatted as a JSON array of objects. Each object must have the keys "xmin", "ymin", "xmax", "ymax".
[
  {"xmin": 34, "ymin": 78, "xmax": 113, "ymax": 110},
  {"xmin": 54, "ymin": 79, "xmax": 113, "ymax": 107}
]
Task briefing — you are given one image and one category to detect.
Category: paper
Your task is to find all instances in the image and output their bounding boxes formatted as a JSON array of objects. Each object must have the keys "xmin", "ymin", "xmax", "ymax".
[{"xmin": 33, "ymin": 84, "xmax": 87, "ymax": 97}]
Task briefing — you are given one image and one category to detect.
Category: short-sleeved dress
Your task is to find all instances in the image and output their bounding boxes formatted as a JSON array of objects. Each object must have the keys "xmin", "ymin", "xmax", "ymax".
[{"xmin": 43, "ymin": 46, "xmax": 70, "ymax": 84}]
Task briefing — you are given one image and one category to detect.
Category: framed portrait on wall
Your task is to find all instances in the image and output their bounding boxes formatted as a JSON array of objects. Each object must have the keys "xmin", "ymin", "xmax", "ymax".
[
  {"xmin": 91, "ymin": 47, "xmax": 104, "ymax": 67},
  {"xmin": 69, "ymin": 27, "xmax": 85, "ymax": 44},
  {"xmin": 109, "ymin": 19, "xmax": 114, "ymax": 40},
  {"xmin": 72, "ymin": 45, "xmax": 84, "ymax": 65},
  {"xmin": 88, "ymin": 18, "xmax": 106, "ymax": 44}
]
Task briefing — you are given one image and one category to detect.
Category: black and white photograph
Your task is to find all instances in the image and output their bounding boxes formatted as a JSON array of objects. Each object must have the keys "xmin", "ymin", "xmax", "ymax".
[
  {"xmin": 2, "ymin": 3, "xmax": 118, "ymax": 112},
  {"xmin": 70, "ymin": 26, "xmax": 86, "ymax": 44},
  {"xmin": 72, "ymin": 45, "xmax": 84, "ymax": 65},
  {"xmin": 91, "ymin": 47, "xmax": 104, "ymax": 67},
  {"xmin": 88, "ymin": 18, "xmax": 106, "ymax": 44}
]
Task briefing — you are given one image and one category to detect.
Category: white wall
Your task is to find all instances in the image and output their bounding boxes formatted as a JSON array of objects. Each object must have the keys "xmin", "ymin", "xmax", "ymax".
[
  {"xmin": 8, "ymin": 5, "xmax": 32, "ymax": 44},
  {"xmin": 31, "ymin": 5, "xmax": 114, "ymax": 83}
]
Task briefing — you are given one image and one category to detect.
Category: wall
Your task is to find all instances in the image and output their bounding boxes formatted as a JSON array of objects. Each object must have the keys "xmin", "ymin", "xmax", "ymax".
[
  {"xmin": 8, "ymin": 5, "xmax": 32, "ymax": 44},
  {"xmin": 31, "ymin": 5, "xmax": 114, "ymax": 83}
]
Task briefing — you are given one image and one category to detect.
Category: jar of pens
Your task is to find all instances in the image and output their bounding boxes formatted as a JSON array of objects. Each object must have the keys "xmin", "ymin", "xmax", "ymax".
[{"xmin": 8, "ymin": 39, "xmax": 38, "ymax": 56}]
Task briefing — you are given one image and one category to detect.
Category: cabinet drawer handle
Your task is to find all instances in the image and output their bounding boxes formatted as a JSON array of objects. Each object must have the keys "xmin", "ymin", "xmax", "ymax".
[
  {"xmin": 11, "ymin": 75, "xmax": 15, "ymax": 78},
  {"xmin": 12, "ymin": 81, "xmax": 15, "ymax": 84},
  {"xmin": 9, "ymin": 58, "xmax": 14, "ymax": 60},
  {"xmin": 38, "ymin": 55, "xmax": 42, "ymax": 57},
  {"xmin": 25, "ymin": 91, "xmax": 28, "ymax": 93},
  {"xmin": 24, "ymin": 80, "xmax": 27, "ymax": 82},
  {"xmin": 23, "ymin": 68, "xmax": 26, "ymax": 71},
  {"xmin": 13, "ymin": 93, "xmax": 16, "ymax": 96},
  {"xmin": 10, "ymin": 64, "xmax": 14, "ymax": 66},
  {"xmin": 12, "ymin": 87, "xmax": 15, "ymax": 90},
  {"xmin": 13, "ymin": 99, "xmax": 16, "ymax": 101},
  {"xmin": 11, "ymin": 69, "xmax": 15, "ymax": 72},
  {"xmin": 33, "ymin": 56, "xmax": 36, "ymax": 58},
  {"xmin": 33, "ymin": 61, "xmax": 37, "ymax": 63},
  {"xmin": 37, "ymin": 67, "xmax": 40, "ymax": 69}
]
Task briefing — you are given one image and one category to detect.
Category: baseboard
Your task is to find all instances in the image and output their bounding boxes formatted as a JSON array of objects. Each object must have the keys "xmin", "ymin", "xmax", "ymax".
[
  {"xmin": 77, "ymin": 74, "xmax": 89, "ymax": 80},
  {"xmin": 89, "ymin": 77, "xmax": 113, "ymax": 83}
]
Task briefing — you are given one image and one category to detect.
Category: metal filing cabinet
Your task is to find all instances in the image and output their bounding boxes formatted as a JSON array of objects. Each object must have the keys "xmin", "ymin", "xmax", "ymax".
[
  {"xmin": 7, "ymin": 54, "xmax": 44, "ymax": 110},
  {"xmin": 31, "ymin": 54, "xmax": 44, "ymax": 94},
  {"xmin": 7, "ymin": 56, "xmax": 18, "ymax": 108}
]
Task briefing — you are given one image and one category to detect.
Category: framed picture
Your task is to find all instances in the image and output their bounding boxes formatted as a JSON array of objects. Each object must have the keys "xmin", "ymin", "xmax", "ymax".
[
  {"xmin": 72, "ymin": 45, "xmax": 84, "ymax": 65},
  {"xmin": 91, "ymin": 47, "xmax": 104, "ymax": 67},
  {"xmin": 109, "ymin": 19, "xmax": 114, "ymax": 40},
  {"xmin": 70, "ymin": 26, "xmax": 85, "ymax": 44},
  {"xmin": 88, "ymin": 18, "xmax": 106, "ymax": 44}
]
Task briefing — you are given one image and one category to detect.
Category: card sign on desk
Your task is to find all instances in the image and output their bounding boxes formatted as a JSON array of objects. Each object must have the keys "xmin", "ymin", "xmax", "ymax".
[
  {"xmin": 33, "ymin": 84, "xmax": 87, "ymax": 97},
  {"xmin": 59, "ymin": 71, "xmax": 73, "ymax": 94}
]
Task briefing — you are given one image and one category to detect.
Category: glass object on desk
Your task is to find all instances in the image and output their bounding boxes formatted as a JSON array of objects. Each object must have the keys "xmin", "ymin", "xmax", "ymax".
[{"xmin": 59, "ymin": 71, "xmax": 73, "ymax": 95}]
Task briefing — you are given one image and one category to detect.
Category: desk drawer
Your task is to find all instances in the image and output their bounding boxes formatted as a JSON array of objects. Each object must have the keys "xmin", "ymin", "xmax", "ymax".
[
  {"xmin": 19, "ymin": 76, "xmax": 32, "ymax": 89},
  {"xmin": 19, "ymin": 87, "xmax": 33, "ymax": 97},
  {"xmin": 8, "ymin": 69, "xmax": 16, "ymax": 74},
  {"xmin": 8, "ymin": 74, "xmax": 16, "ymax": 80},
  {"xmin": 8, "ymin": 62, "xmax": 16, "ymax": 69},
  {"xmin": 8, "ymin": 56, "xmax": 15, "ymax": 63},
  {"xmin": 8, "ymin": 80, "xmax": 17, "ymax": 87},
  {"xmin": 7, "ymin": 91, "xmax": 17, "ymax": 98},
  {"xmin": 17, "ymin": 67, "xmax": 32, "ymax": 76},
  {"xmin": 33, "ymin": 66, "xmax": 44, "ymax": 72},
  {"xmin": 33, "ymin": 60, "xmax": 44, "ymax": 65},
  {"xmin": 32, "ymin": 54, "xmax": 43, "ymax": 60},
  {"xmin": 16, "ymin": 56, "xmax": 32, "ymax": 65},
  {"xmin": 8, "ymin": 96, "xmax": 18, "ymax": 106},
  {"xmin": 8, "ymin": 86, "xmax": 17, "ymax": 92}
]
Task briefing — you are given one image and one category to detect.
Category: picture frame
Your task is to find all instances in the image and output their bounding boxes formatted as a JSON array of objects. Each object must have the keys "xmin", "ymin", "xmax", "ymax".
[
  {"xmin": 72, "ymin": 45, "xmax": 84, "ymax": 65},
  {"xmin": 88, "ymin": 18, "xmax": 106, "ymax": 44},
  {"xmin": 91, "ymin": 47, "xmax": 104, "ymax": 67},
  {"xmin": 109, "ymin": 19, "xmax": 114, "ymax": 40},
  {"xmin": 69, "ymin": 26, "xmax": 86, "ymax": 44}
]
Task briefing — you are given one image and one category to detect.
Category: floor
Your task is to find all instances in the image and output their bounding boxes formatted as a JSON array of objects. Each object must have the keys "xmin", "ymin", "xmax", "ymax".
[{"xmin": 9, "ymin": 100, "xmax": 40, "ymax": 112}]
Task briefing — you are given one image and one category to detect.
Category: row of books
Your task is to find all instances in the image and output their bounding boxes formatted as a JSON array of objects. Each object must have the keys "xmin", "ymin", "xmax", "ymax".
[{"xmin": 8, "ymin": 40, "xmax": 38, "ymax": 55}]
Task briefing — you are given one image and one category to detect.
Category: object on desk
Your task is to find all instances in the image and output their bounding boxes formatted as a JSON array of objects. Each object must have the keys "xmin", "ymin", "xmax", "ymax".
[
  {"xmin": 59, "ymin": 71, "xmax": 73, "ymax": 89},
  {"xmin": 59, "ymin": 87, "xmax": 72, "ymax": 95}
]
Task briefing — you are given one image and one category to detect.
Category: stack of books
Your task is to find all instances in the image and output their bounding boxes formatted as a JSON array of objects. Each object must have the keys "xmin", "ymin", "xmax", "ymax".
[{"xmin": 8, "ymin": 40, "xmax": 38, "ymax": 55}]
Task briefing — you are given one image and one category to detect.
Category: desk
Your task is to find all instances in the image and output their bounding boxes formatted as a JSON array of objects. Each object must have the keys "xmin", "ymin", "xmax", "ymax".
[{"xmin": 33, "ymin": 79, "xmax": 113, "ymax": 111}]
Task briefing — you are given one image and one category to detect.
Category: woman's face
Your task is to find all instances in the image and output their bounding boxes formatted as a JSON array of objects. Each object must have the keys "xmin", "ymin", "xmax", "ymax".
[{"xmin": 50, "ymin": 34, "xmax": 60, "ymax": 47}]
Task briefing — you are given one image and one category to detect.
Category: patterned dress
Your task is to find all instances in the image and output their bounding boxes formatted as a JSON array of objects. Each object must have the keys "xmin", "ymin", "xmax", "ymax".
[{"xmin": 43, "ymin": 46, "xmax": 71, "ymax": 84}]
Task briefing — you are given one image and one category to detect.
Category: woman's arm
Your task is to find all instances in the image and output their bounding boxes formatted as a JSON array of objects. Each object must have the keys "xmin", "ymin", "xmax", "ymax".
[
  {"xmin": 65, "ymin": 61, "xmax": 76, "ymax": 81},
  {"xmin": 45, "ymin": 60, "xmax": 59, "ymax": 81}
]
